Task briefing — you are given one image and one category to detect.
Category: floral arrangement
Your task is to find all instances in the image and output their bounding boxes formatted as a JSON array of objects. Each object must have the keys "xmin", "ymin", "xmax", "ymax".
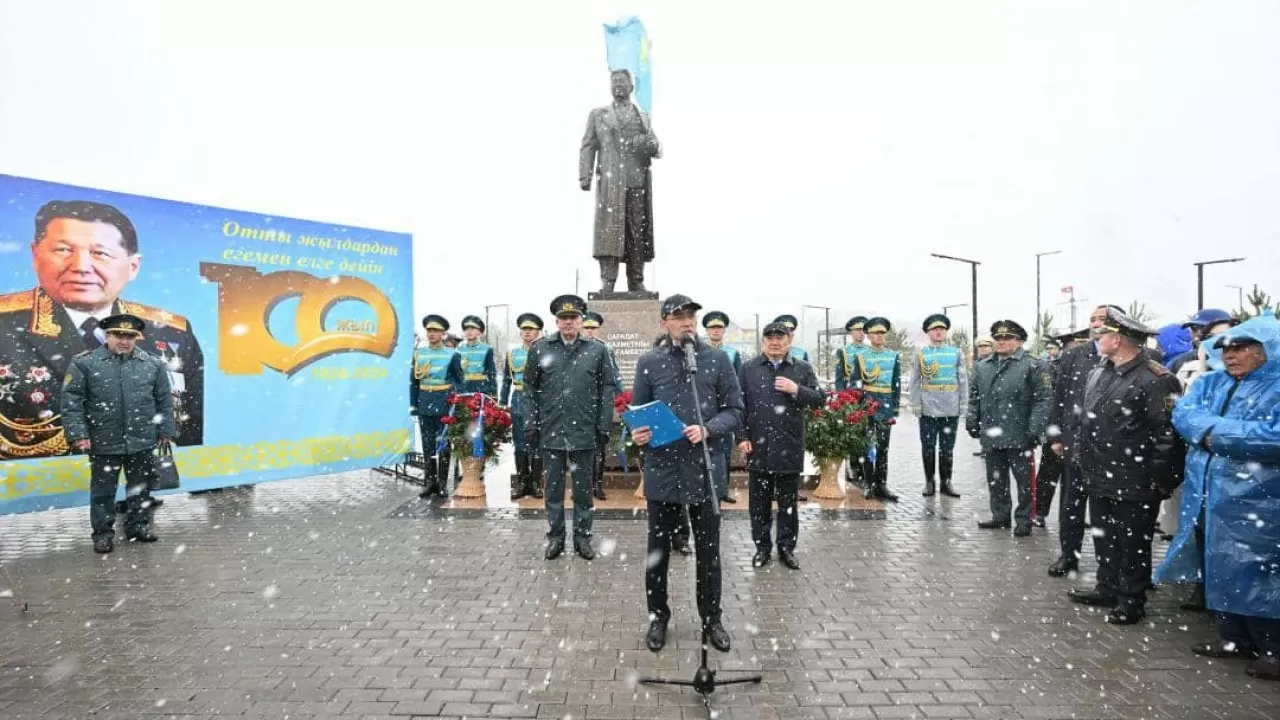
[
  {"xmin": 804, "ymin": 388, "xmax": 879, "ymax": 460},
  {"xmin": 612, "ymin": 390, "xmax": 638, "ymax": 459},
  {"xmin": 441, "ymin": 393, "xmax": 514, "ymax": 465}
]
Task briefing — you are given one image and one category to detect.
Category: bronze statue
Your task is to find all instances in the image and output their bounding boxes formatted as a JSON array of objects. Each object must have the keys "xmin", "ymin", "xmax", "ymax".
[{"xmin": 580, "ymin": 69, "xmax": 660, "ymax": 295}]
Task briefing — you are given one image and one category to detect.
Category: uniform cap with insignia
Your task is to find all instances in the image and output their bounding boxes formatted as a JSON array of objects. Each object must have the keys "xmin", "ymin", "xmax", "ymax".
[
  {"xmin": 661, "ymin": 294, "xmax": 702, "ymax": 318},
  {"xmin": 516, "ymin": 313, "xmax": 544, "ymax": 331},
  {"xmin": 702, "ymin": 311, "xmax": 729, "ymax": 329},
  {"xmin": 772, "ymin": 314, "xmax": 799, "ymax": 331},
  {"xmin": 1098, "ymin": 308, "xmax": 1156, "ymax": 342},
  {"xmin": 421, "ymin": 314, "xmax": 449, "ymax": 332},
  {"xmin": 461, "ymin": 315, "xmax": 485, "ymax": 332},
  {"xmin": 762, "ymin": 322, "xmax": 790, "ymax": 337},
  {"xmin": 845, "ymin": 315, "xmax": 868, "ymax": 332},
  {"xmin": 582, "ymin": 311, "xmax": 604, "ymax": 328},
  {"xmin": 550, "ymin": 294, "xmax": 587, "ymax": 317},
  {"xmin": 990, "ymin": 320, "xmax": 1027, "ymax": 341},
  {"xmin": 922, "ymin": 314, "xmax": 951, "ymax": 332},
  {"xmin": 100, "ymin": 313, "xmax": 145, "ymax": 337},
  {"xmin": 976, "ymin": 336, "xmax": 994, "ymax": 347},
  {"xmin": 865, "ymin": 317, "xmax": 891, "ymax": 334},
  {"xmin": 1043, "ymin": 337, "xmax": 1061, "ymax": 349}
]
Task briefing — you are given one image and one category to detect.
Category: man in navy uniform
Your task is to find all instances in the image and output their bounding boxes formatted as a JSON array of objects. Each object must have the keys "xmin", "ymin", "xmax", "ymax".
[
  {"xmin": 835, "ymin": 316, "xmax": 869, "ymax": 483},
  {"xmin": 702, "ymin": 311, "xmax": 741, "ymax": 504},
  {"xmin": 502, "ymin": 313, "xmax": 544, "ymax": 501},
  {"xmin": 582, "ymin": 310, "xmax": 624, "ymax": 501},
  {"xmin": 908, "ymin": 314, "xmax": 967, "ymax": 498},
  {"xmin": 457, "ymin": 315, "xmax": 497, "ymax": 396},
  {"xmin": 411, "ymin": 315, "xmax": 465, "ymax": 498},
  {"xmin": 858, "ymin": 317, "xmax": 902, "ymax": 502},
  {"xmin": 772, "ymin": 314, "xmax": 810, "ymax": 362}
]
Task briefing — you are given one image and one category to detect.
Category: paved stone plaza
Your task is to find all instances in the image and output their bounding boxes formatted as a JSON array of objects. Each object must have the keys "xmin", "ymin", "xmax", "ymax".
[{"xmin": 1, "ymin": 416, "xmax": 1277, "ymax": 720}]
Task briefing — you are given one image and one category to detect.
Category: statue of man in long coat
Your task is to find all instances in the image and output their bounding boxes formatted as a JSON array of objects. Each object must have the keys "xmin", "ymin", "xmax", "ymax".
[{"xmin": 579, "ymin": 69, "xmax": 660, "ymax": 294}]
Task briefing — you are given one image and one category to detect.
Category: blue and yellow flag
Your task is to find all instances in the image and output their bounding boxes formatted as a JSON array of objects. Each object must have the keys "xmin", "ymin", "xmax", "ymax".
[{"xmin": 604, "ymin": 16, "xmax": 652, "ymax": 115}]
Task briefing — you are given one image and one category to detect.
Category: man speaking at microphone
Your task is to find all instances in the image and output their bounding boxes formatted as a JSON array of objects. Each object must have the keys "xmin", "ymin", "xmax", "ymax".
[{"xmin": 630, "ymin": 294, "xmax": 743, "ymax": 653}]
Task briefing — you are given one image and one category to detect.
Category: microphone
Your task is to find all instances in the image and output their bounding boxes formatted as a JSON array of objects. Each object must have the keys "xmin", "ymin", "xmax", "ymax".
[{"xmin": 680, "ymin": 333, "xmax": 698, "ymax": 370}]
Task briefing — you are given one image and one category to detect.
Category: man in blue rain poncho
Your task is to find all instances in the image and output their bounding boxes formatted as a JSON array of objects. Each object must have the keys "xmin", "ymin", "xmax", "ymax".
[{"xmin": 1155, "ymin": 315, "xmax": 1280, "ymax": 680}]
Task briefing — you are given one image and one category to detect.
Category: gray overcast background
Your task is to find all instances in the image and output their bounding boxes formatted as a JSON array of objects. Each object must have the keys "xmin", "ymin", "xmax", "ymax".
[{"xmin": 1, "ymin": 0, "xmax": 1276, "ymax": 341}]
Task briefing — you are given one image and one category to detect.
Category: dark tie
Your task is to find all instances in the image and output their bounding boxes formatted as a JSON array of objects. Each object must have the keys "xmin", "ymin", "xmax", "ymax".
[{"xmin": 80, "ymin": 318, "xmax": 101, "ymax": 349}]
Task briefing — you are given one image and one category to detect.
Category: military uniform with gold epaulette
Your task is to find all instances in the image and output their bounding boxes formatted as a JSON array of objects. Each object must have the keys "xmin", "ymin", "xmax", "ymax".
[
  {"xmin": 411, "ymin": 314, "xmax": 466, "ymax": 497},
  {"xmin": 457, "ymin": 315, "xmax": 497, "ymax": 397},
  {"xmin": 503, "ymin": 313, "xmax": 545, "ymax": 501},
  {"xmin": 908, "ymin": 314, "xmax": 967, "ymax": 498},
  {"xmin": 858, "ymin": 317, "xmax": 902, "ymax": 503},
  {"xmin": 0, "ymin": 287, "xmax": 204, "ymax": 462}
]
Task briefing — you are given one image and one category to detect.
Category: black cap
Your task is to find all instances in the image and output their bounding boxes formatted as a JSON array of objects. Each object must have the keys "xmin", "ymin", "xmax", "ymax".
[
  {"xmin": 550, "ymin": 294, "xmax": 587, "ymax": 317},
  {"xmin": 582, "ymin": 311, "xmax": 604, "ymax": 328},
  {"xmin": 865, "ymin": 317, "xmax": 891, "ymax": 333},
  {"xmin": 516, "ymin": 313, "xmax": 544, "ymax": 331},
  {"xmin": 922, "ymin": 314, "xmax": 951, "ymax": 332},
  {"xmin": 702, "ymin": 311, "xmax": 730, "ymax": 328},
  {"xmin": 1098, "ymin": 308, "xmax": 1156, "ymax": 342},
  {"xmin": 461, "ymin": 315, "xmax": 485, "ymax": 332},
  {"xmin": 762, "ymin": 322, "xmax": 790, "ymax": 337},
  {"xmin": 772, "ymin": 314, "xmax": 799, "ymax": 330},
  {"xmin": 1043, "ymin": 337, "xmax": 1061, "ymax": 348},
  {"xmin": 845, "ymin": 315, "xmax": 868, "ymax": 332},
  {"xmin": 661, "ymin": 294, "xmax": 702, "ymax": 318},
  {"xmin": 990, "ymin": 320, "xmax": 1028, "ymax": 341},
  {"xmin": 101, "ymin": 313, "xmax": 145, "ymax": 336},
  {"xmin": 422, "ymin": 314, "xmax": 449, "ymax": 331}
]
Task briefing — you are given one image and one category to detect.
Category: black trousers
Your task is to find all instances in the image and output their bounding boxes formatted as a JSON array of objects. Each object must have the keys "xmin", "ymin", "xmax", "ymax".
[
  {"xmin": 985, "ymin": 447, "xmax": 1034, "ymax": 526},
  {"xmin": 749, "ymin": 471, "xmax": 799, "ymax": 553},
  {"xmin": 871, "ymin": 421, "xmax": 893, "ymax": 487},
  {"xmin": 646, "ymin": 496, "xmax": 722, "ymax": 626},
  {"xmin": 1091, "ymin": 495, "xmax": 1159, "ymax": 609},
  {"xmin": 90, "ymin": 451, "xmax": 156, "ymax": 539},
  {"xmin": 1035, "ymin": 442, "xmax": 1063, "ymax": 517},
  {"xmin": 918, "ymin": 416, "xmax": 958, "ymax": 481},
  {"xmin": 1058, "ymin": 461, "xmax": 1090, "ymax": 559}
]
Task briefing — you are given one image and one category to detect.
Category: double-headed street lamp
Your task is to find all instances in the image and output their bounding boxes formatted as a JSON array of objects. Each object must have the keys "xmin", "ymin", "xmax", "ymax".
[
  {"xmin": 1194, "ymin": 258, "xmax": 1245, "ymax": 309},
  {"xmin": 1035, "ymin": 250, "xmax": 1062, "ymax": 329},
  {"xmin": 942, "ymin": 302, "xmax": 968, "ymax": 317},
  {"xmin": 931, "ymin": 253, "xmax": 980, "ymax": 350}
]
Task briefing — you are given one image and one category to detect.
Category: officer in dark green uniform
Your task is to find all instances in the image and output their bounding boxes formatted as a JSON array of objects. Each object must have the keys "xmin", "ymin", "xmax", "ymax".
[
  {"xmin": 858, "ymin": 317, "xmax": 902, "ymax": 502},
  {"xmin": 411, "ymin": 315, "xmax": 466, "ymax": 498},
  {"xmin": 835, "ymin": 316, "xmax": 869, "ymax": 484},
  {"xmin": 582, "ymin": 311, "xmax": 623, "ymax": 501},
  {"xmin": 702, "ymin": 311, "xmax": 741, "ymax": 503},
  {"xmin": 503, "ymin": 313, "xmax": 545, "ymax": 501},
  {"xmin": 458, "ymin": 315, "xmax": 497, "ymax": 396},
  {"xmin": 61, "ymin": 314, "xmax": 176, "ymax": 553},
  {"xmin": 773, "ymin": 314, "xmax": 810, "ymax": 362}
]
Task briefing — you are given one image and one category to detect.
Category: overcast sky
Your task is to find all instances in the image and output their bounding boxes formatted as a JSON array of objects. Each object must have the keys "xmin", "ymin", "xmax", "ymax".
[{"xmin": 1, "ymin": 0, "xmax": 1277, "ymax": 343}]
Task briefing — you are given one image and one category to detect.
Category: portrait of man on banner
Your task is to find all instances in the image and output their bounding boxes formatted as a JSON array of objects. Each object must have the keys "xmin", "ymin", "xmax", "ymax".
[{"xmin": 0, "ymin": 199, "xmax": 205, "ymax": 459}]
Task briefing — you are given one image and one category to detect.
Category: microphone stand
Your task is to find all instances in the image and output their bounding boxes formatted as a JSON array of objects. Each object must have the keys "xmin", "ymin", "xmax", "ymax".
[{"xmin": 638, "ymin": 336, "xmax": 762, "ymax": 713}]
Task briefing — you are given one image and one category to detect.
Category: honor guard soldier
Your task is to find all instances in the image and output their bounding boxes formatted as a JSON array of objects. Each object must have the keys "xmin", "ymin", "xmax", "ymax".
[
  {"xmin": 582, "ymin": 310, "xmax": 624, "ymax": 501},
  {"xmin": 772, "ymin": 314, "xmax": 810, "ymax": 362},
  {"xmin": 909, "ymin": 314, "xmax": 967, "ymax": 498},
  {"xmin": 411, "ymin": 315, "xmax": 465, "ymax": 498},
  {"xmin": 702, "ymin": 311, "xmax": 741, "ymax": 503},
  {"xmin": 858, "ymin": 317, "xmax": 902, "ymax": 502},
  {"xmin": 835, "ymin": 316, "xmax": 869, "ymax": 483},
  {"xmin": 458, "ymin": 315, "xmax": 497, "ymax": 396},
  {"xmin": 503, "ymin": 313, "xmax": 545, "ymax": 501}
]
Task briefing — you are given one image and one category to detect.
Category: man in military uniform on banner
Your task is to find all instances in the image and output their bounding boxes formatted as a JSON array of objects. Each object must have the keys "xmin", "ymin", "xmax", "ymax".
[
  {"xmin": 0, "ymin": 200, "xmax": 204, "ymax": 462},
  {"xmin": 834, "ymin": 315, "xmax": 869, "ymax": 484},
  {"xmin": 410, "ymin": 315, "xmax": 465, "ymax": 499},
  {"xmin": 457, "ymin": 315, "xmax": 497, "ymax": 396},
  {"xmin": 773, "ymin": 314, "xmax": 810, "ymax": 362},
  {"xmin": 581, "ymin": 310, "xmax": 623, "ymax": 501},
  {"xmin": 503, "ymin": 313, "xmax": 544, "ymax": 501},
  {"xmin": 857, "ymin": 317, "xmax": 901, "ymax": 502},
  {"xmin": 702, "ymin": 311, "xmax": 740, "ymax": 503},
  {"xmin": 908, "ymin": 314, "xmax": 967, "ymax": 498}
]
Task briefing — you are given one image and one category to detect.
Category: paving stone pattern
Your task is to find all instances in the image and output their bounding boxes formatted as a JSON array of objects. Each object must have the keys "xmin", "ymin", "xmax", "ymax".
[{"xmin": 0, "ymin": 416, "xmax": 1276, "ymax": 719}]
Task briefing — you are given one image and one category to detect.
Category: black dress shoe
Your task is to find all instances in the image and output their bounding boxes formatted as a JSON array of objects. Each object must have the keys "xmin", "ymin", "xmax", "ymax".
[
  {"xmin": 722, "ymin": 493, "xmax": 737, "ymax": 504},
  {"xmin": 1032, "ymin": 515, "xmax": 1047, "ymax": 528},
  {"xmin": 1106, "ymin": 607, "xmax": 1146, "ymax": 625},
  {"xmin": 939, "ymin": 481, "xmax": 961, "ymax": 498},
  {"xmin": 922, "ymin": 479, "xmax": 936, "ymax": 497},
  {"xmin": 1192, "ymin": 642, "xmax": 1258, "ymax": 659},
  {"xmin": 532, "ymin": 485, "xmax": 544, "ymax": 499},
  {"xmin": 147, "ymin": 497, "xmax": 164, "ymax": 508},
  {"xmin": 1047, "ymin": 556, "xmax": 1079, "ymax": 577},
  {"xmin": 752, "ymin": 550, "xmax": 770, "ymax": 568},
  {"xmin": 93, "ymin": 536, "xmax": 114, "ymax": 554},
  {"xmin": 1068, "ymin": 588, "xmax": 1118, "ymax": 607},
  {"xmin": 646, "ymin": 617, "xmax": 668, "ymax": 652},
  {"xmin": 797, "ymin": 492, "xmax": 808, "ymax": 502},
  {"xmin": 544, "ymin": 538, "xmax": 565, "ymax": 560},
  {"xmin": 871, "ymin": 486, "xmax": 899, "ymax": 503},
  {"xmin": 977, "ymin": 519, "xmax": 1011, "ymax": 530},
  {"xmin": 1247, "ymin": 656, "xmax": 1280, "ymax": 680},
  {"xmin": 592, "ymin": 487, "xmax": 607, "ymax": 501},
  {"xmin": 778, "ymin": 549, "xmax": 800, "ymax": 570},
  {"xmin": 418, "ymin": 482, "xmax": 439, "ymax": 499},
  {"xmin": 1013, "ymin": 524, "xmax": 1032, "ymax": 537},
  {"xmin": 126, "ymin": 529, "xmax": 158, "ymax": 543},
  {"xmin": 1180, "ymin": 584, "xmax": 1207, "ymax": 612},
  {"xmin": 706, "ymin": 622, "xmax": 731, "ymax": 652},
  {"xmin": 574, "ymin": 539, "xmax": 595, "ymax": 561}
]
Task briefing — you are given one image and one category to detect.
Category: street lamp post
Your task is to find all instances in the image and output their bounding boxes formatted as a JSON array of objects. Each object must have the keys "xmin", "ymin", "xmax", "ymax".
[
  {"xmin": 802, "ymin": 304, "xmax": 831, "ymax": 376},
  {"xmin": 1035, "ymin": 250, "xmax": 1062, "ymax": 331},
  {"xmin": 1227, "ymin": 284, "xmax": 1244, "ymax": 312},
  {"xmin": 942, "ymin": 302, "xmax": 968, "ymax": 316},
  {"xmin": 931, "ymin": 253, "xmax": 981, "ymax": 350},
  {"xmin": 1194, "ymin": 258, "xmax": 1245, "ymax": 309}
]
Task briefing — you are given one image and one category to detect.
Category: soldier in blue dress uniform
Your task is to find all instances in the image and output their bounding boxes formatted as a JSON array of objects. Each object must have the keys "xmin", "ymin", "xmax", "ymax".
[
  {"xmin": 773, "ymin": 314, "xmax": 810, "ymax": 362},
  {"xmin": 703, "ymin": 311, "xmax": 741, "ymax": 503},
  {"xmin": 410, "ymin": 315, "xmax": 465, "ymax": 498},
  {"xmin": 834, "ymin": 316, "xmax": 868, "ymax": 390},
  {"xmin": 858, "ymin": 317, "xmax": 902, "ymax": 502},
  {"xmin": 457, "ymin": 315, "xmax": 497, "ymax": 396},
  {"xmin": 503, "ymin": 313, "xmax": 544, "ymax": 501},
  {"xmin": 582, "ymin": 310, "xmax": 623, "ymax": 501},
  {"xmin": 908, "ymin": 314, "xmax": 967, "ymax": 498}
]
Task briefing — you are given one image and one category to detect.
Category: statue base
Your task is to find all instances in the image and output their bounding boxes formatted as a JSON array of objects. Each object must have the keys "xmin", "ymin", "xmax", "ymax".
[{"xmin": 588, "ymin": 290, "xmax": 659, "ymax": 301}]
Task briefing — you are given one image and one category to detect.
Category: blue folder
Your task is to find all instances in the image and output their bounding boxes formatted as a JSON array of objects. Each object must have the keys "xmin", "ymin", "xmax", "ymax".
[{"xmin": 621, "ymin": 401, "xmax": 685, "ymax": 448}]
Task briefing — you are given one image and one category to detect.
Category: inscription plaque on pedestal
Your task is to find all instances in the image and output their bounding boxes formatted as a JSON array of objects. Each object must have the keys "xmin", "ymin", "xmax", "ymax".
[{"xmin": 588, "ymin": 297, "xmax": 663, "ymax": 389}]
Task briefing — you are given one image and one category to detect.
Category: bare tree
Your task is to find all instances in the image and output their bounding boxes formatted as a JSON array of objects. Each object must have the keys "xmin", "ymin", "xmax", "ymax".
[
  {"xmin": 1246, "ymin": 284, "xmax": 1274, "ymax": 318},
  {"xmin": 1030, "ymin": 311, "xmax": 1054, "ymax": 356},
  {"xmin": 1127, "ymin": 301, "xmax": 1156, "ymax": 324}
]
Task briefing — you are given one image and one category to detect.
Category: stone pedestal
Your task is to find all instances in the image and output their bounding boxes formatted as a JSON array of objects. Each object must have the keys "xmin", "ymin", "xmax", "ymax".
[{"xmin": 586, "ymin": 297, "xmax": 663, "ymax": 389}]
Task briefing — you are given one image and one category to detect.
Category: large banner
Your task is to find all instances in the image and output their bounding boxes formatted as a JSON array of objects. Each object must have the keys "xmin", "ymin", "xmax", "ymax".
[{"xmin": 0, "ymin": 174, "xmax": 413, "ymax": 514}]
